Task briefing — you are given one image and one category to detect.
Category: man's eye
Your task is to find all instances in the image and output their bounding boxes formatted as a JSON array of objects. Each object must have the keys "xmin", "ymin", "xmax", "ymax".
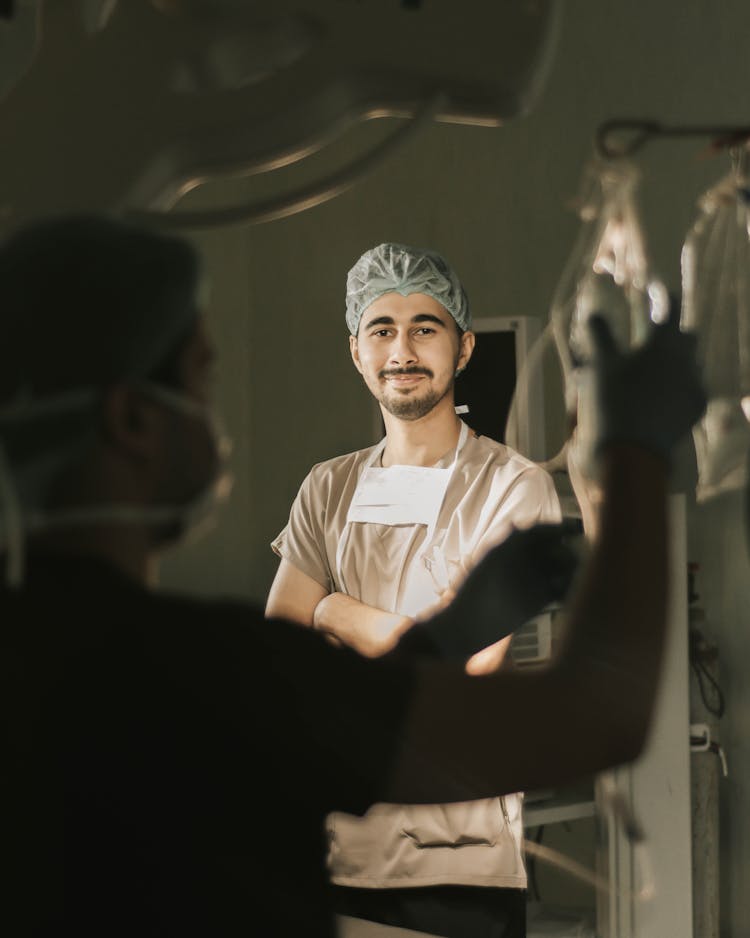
[
  {"xmin": 372, "ymin": 329, "xmax": 391, "ymax": 337},
  {"xmin": 415, "ymin": 327, "xmax": 435, "ymax": 335}
]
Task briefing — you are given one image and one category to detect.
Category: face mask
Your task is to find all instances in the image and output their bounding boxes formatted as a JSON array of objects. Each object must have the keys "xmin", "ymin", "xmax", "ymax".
[
  {"xmin": 0, "ymin": 382, "xmax": 234, "ymax": 586},
  {"xmin": 133, "ymin": 381, "xmax": 234, "ymax": 544},
  {"xmin": 0, "ymin": 388, "xmax": 100, "ymax": 586}
]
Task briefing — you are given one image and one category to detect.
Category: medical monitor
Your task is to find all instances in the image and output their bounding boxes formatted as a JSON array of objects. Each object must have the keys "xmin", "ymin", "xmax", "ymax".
[{"xmin": 456, "ymin": 315, "xmax": 545, "ymax": 462}]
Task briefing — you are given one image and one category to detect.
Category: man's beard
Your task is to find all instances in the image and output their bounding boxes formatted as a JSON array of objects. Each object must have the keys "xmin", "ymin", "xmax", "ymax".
[{"xmin": 377, "ymin": 366, "xmax": 453, "ymax": 421}]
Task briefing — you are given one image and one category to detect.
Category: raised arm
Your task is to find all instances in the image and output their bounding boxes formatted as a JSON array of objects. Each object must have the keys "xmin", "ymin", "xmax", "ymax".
[{"xmin": 385, "ymin": 309, "xmax": 706, "ymax": 803}]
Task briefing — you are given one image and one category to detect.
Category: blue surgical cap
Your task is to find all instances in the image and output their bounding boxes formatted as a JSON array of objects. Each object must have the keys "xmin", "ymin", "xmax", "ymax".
[{"xmin": 345, "ymin": 242, "xmax": 471, "ymax": 335}]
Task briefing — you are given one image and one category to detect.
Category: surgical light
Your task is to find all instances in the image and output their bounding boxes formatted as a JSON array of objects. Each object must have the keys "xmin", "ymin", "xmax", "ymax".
[{"xmin": 0, "ymin": 0, "xmax": 562, "ymax": 231}]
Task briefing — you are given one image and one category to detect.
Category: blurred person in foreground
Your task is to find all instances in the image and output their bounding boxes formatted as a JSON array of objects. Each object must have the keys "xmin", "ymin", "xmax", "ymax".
[{"xmin": 0, "ymin": 215, "xmax": 705, "ymax": 937}]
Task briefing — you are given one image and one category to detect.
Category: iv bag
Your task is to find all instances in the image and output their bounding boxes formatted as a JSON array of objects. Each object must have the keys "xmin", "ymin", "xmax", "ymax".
[
  {"xmin": 681, "ymin": 146, "xmax": 750, "ymax": 501},
  {"xmin": 551, "ymin": 158, "xmax": 664, "ymax": 476}
]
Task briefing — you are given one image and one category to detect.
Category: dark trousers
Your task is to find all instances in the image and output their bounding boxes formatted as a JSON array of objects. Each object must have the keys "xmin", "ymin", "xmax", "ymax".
[{"xmin": 332, "ymin": 884, "xmax": 526, "ymax": 938}]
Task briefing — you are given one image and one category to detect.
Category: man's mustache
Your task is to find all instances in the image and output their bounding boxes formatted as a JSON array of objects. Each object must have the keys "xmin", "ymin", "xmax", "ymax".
[{"xmin": 378, "ymin": 366, "xmax": 434, "ymax": 379}]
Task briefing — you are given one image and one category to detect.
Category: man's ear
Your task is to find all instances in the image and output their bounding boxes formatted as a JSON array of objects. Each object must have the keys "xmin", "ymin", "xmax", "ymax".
[
  {"xmin": 349, "ymin": 335, "xmax": 364, "ymax": 375},
  {"xmin": 100, "ymin": 385, "xmax": 158, "ymax": 459},
  {"xmin": 457, "ymin": 330, "xmax": 476, "ymax": 372}
]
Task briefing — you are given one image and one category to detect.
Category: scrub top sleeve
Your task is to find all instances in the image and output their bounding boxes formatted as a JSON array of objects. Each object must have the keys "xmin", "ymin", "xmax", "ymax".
[
  {"xmin": 507, "ymin": 466, "xmax": 562, "ymax": 525},
  {"xmin": 487, "ymin": 467, "xmax": 562, "ymax": 532},
  {"xmin": 472, "ymin": 466, "xmax": 562, "ymax": 566},
  {"xmin": 271, "ymin": 469, "xmax": 333, "ymax": 592}
]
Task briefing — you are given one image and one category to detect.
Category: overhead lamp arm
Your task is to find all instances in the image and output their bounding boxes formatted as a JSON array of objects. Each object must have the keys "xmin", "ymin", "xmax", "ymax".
[{"xmin": 128, "ymin": 95, "xmax": 445, "ymax": 231}]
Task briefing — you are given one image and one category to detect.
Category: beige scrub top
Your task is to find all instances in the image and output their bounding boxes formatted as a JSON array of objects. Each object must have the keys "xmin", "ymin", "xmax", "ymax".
[{"xmin": 272, "ymin": 429, "xmax": 561, "ymax": 889}]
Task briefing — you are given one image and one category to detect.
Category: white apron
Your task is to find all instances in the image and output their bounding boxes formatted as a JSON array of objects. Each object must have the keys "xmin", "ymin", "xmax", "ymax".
[
  {"xmin": 327, "ymin": 422, "xmax": 527, "ymax": 890},
  {"xmin": 335, "ymin": 422, "xmax": 469, "ymax": 618}
]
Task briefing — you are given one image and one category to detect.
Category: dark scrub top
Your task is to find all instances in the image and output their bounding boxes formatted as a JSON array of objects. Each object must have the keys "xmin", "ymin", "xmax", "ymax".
[{"xmin": 0, "ymin": 554, "xmax": 418, "ymax": 937}]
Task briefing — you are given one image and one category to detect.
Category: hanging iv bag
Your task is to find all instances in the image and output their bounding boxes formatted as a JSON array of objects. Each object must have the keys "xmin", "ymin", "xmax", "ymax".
[
  {"xmin": 551, "ymin": 158, "xmax": 665, "ymax": 477},
  {"xmin": 681, "ymin": 146, "xmax": 750, "ymax": 501}
]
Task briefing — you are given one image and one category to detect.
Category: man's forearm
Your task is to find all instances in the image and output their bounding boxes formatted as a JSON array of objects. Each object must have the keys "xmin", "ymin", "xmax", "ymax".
[
  {"xmin": 313, "ymin": 592, "xmax": 414, "ymax": 657},
  {"xmin": 389, "ymin": 444, "xmax": 673, "ymax": 804},
  {"xmin": 558, "ymin": 446, "xmax": 669, "ymax": 756}
]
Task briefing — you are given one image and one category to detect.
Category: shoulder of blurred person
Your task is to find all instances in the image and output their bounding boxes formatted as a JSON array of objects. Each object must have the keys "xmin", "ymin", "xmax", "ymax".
[{"xmin": 0, "ymin": 547, "xmax": 419, "ymax": 935}]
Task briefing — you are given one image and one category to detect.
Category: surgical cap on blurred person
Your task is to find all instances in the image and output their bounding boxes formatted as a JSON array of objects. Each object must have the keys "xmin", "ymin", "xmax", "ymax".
[
  {"xmin": 0, "ymin": 214, "xmax": 201, "ymax": 401},
  {"xmin": 0, "ymin": 215, "xmax": 202, "ymax": 488},
  {"xmin": 345, "ymin": 242, "xmax": 471, "ymax": 335}
]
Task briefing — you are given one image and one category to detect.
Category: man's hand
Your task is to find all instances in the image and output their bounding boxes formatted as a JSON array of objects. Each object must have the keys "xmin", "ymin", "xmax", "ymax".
[
  {"xmin": 415, "ymin": 583, "xmax": 514, "ymax": 674},
  {"xmin": 590, "ymin": 300, "xmax": 707, "ymax": 462},
  {"xmin": 313, "ymin": 592, "xmax": 415, "ymax": 657},
  {"xmin": 464, "ymin": 635, "xmax": 513, "ymax": 676}
]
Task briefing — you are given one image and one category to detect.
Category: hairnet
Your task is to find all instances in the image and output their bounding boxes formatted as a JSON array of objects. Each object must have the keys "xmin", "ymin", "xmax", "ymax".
[
  {"xmin": 345, "ymin": 242, "xmax": 471, "ymax": 335},
  {"xmin": 0, "ymin": 214, "xmax": 202, "ymax": 485},
  {"xmin": 0, "ymin": 214, "xmax": 201, "ymax": 401}
]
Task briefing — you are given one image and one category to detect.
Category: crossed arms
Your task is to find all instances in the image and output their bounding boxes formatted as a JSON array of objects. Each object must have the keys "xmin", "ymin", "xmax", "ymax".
[{"xmin": 265, "ymin": 559, "xmax": 513, "ymax": 673}]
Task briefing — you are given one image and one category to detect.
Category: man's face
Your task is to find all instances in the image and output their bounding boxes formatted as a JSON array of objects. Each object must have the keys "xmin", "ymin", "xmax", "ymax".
[{"xmin": 350, "ymin": 293, "xmax": 474, "ymax": 421}]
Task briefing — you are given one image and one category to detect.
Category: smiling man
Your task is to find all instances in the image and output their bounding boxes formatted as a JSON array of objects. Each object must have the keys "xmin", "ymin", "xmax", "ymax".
[{"xmin": 266, "ymin": 243, "xmax": 561, "ymax": 938}]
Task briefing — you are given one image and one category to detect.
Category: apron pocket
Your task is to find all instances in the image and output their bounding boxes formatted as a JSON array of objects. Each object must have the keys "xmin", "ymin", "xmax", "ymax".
[{"xmin": 400, "ymin": 799, "xmax": 507, "ymax": 848}]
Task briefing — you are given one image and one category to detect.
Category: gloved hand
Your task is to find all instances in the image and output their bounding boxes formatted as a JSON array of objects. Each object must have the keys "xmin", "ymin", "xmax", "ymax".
[
  {"xmin": 589, "ymin": 300, "xmax": 707, "ymax": 462},
  {"xmin": 422, "ymin": 520, "xmax": 581, "ymax": 661}
]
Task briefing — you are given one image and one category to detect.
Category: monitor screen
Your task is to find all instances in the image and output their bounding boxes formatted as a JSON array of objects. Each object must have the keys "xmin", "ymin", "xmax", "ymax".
[{"xmin": 455, "ymin": 328, "xmax": 518, "ymax": 444}]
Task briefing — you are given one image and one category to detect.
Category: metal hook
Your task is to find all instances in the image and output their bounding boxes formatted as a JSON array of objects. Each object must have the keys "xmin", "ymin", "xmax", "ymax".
[{"xmin": 595, "ymin": 118, "xmax": 750, "ymax": 161}]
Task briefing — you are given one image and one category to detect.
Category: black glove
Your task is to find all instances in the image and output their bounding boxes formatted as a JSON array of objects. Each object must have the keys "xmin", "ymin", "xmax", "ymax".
[
  {"xmin": 590, "ymin": 298, "xmax": 707, "ymax": 462},
  {"xmin": 421, "ymin": 520, "xmax": 582, "ymax": 661}
]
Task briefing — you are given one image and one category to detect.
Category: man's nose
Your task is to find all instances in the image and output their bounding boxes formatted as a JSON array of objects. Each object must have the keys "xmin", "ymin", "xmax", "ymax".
[{"xmin": 389, "ymin": 332, "xmax": 418, "ymax": 365}]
